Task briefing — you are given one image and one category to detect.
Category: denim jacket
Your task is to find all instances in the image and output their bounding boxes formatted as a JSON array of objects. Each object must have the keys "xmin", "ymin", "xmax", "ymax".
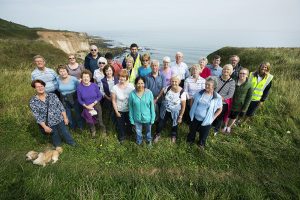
[{"xmin": 189, "ymin": 90, "xmax": 222, "ymax": 126}]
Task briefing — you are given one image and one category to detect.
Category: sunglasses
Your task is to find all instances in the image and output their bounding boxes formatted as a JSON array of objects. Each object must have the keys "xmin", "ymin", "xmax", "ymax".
[
  {"xmin": 99, "ymin": 62, "xmax": 106, "ymax": 65},
  {"xmin": 90, "ymin": 49, "xmax": 97, "ymax": 52}
]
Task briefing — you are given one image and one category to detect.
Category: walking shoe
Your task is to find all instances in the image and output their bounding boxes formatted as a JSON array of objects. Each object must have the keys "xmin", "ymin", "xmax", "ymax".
[
  {"xmin": 91, "ymin": 131, "xmax": 96, "ymax": 139},
  {"xmin": 102, "ymin": 131, "xmax": 107, "ymax": 137},
  {"xmin": 146, "ymin": 141, "xmax": 153, "ymax": 149},
  {"xmin": 214, "ymin": 131, "xmax": 218, "ymax": 136},
  {"xmin": 226, "ymin": 127, "xmax": 231, "ymax": 133},
  {"xmin": 221, "ymin": 127, "xmax": 227, "ymax": 133},
  {"xmin": 153, "ymin": 135, "xmax": 160, "ymax": 143},
  {"xmin": 171, "ymin": 136, "xmax": 176, "ymax": 143},
  {"xmin": 197, "ymin": 144, "xmax": 205, "ymax": 150}
]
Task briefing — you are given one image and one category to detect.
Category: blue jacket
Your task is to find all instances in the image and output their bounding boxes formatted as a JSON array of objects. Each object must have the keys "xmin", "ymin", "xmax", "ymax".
[
  {"xmin": 190, "ymin": 90, "xmax": 222, "ymax": 126},
  {"xmin": 84, "ymin": 52, "xmax": 102, "ymax": 74},
  {"xmin": 129, "ymin": 89, "xmax": 155, "ymax": 125}
]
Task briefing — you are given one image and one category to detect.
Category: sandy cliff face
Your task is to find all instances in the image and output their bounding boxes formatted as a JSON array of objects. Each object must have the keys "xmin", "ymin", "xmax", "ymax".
[{"xmin": 37, "ymin": 31, "xmax": 90, "ymax": 58}]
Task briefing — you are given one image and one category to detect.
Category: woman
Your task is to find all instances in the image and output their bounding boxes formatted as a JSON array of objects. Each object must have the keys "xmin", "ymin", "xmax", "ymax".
[
  {"xmin": 129, "ymin": 76, "xmax": 155, "ymax": 145},
  {"xmin": 29, "ymin": 79, "xmax": 76, "ymax": 147},
  {"xmin": 66, "ymin": 54, "xmax": 85, "ymax": 80},
  {"xmin": 57, "ymin": 65, "xmax": 83, "ymax": 130},
  {"xmin": 99, "ymin": 65, "xmax": 119, "ymax": 102},
  {"xmin": 224, "ymin": 68, "xmax": 253, "ymax": 133},
  {"xmin": 212, "ymin": 64, "xmax": 236, "ymax": 135},
  {"xmin": 153, "ymin": 75, "xmax": 187, "ymax": 143},
  {"xmin": 99, "ymin": 65, "xmax": 119, "ymax": 126},
  {"xmin": 77, "ymin": 69, "xmax": 106, "ymax": 138},
  {"xmin": 93, "ymin": 57, "xmax": 107, "ymax": 88},
  {"xmin": 187, "ymin": 77, "xmax": 223, "ymax": 148},
  {"xmin": 160, "ymin": 56, "xmax": 172, "ymax": 86},
  {"xmin": 125, "ymin": 56, "xmax": 136, "ymax": 83},
  {"xmin": 245, "ymin": 62, "xmax": 273, "ymax": 119},
  {"xmin": 198, "ymin": 57, "xmax": 211, "ymax": 78},
  {"xmin": 138, "ymin": 53, "xmax": 152, "ymax": 77},
  {"xmin": 184, "ymin": 64, "xmax": 206, "ymax": 106},
  {"xmin": 111, "ymin": 69, "xmax": 135, "ymax": 143}
]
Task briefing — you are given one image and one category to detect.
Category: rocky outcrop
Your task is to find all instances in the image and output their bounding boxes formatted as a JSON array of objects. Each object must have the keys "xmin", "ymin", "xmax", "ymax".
[
  {"xmin": 36, "ymin": 30, "xmax": 125, "ymax": 59},
  {"xmin": 37, "ymin": 31, "xmax": 90, "ymax": 58}
]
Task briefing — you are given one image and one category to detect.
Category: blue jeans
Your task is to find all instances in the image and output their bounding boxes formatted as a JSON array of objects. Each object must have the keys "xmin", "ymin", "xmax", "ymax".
[
  {"xmin": 65, "ymin": 100, "xmax": 83, "ymax": 129},
  {"xmin": 135, "ymin": 122, "xmax": 152, "ymax": 145},
  {"xmin": 39, "ymin": 121, "xmax": 76, "ymax": 147}
]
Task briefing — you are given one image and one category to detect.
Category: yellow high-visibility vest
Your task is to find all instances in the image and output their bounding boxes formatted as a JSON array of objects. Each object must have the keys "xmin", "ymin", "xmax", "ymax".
[
  {"xmin": 126, "ymin": 54, "xmax": 141, "ymax": 83},
  {"xmin": 249, "ymin": 72, "xmax": 273, "ymax": 101}
]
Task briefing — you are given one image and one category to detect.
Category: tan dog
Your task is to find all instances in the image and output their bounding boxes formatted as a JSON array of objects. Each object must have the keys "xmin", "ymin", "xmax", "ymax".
[
  {"xmin": 26, "ymin": 147, "xmax": 63, "ymax": 167},
  {"xmin": 26, "ymin": 151, "xmax": 39, "ymax": 161}
]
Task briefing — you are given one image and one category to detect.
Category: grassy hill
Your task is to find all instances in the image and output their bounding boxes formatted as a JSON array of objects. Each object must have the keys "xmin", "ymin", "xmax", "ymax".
[
  {"xmin": 0, "ymin": 20, "xmax": 299, "ymax": 199},
  {"xmin": 0, "ymin": 18, "xmax": 124, "ymax": 69}
]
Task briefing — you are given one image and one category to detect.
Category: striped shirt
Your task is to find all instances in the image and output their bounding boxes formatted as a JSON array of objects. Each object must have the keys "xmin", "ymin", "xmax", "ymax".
[
  {"xmin": 184, "ymin": 76, "xmax": 206, "ymax": 99},
  {"xmin": 31, "ymin": 67, "xmax": 58, "ymax": 93},
  {"xmin": 215, "ymin": 76, "xmax": 236, "ymax": 102}
]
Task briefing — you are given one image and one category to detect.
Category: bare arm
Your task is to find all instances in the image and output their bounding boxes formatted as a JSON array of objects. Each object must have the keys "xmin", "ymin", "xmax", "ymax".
[
  {"xmin": 111, "ymin": 93, "xmax": 121, "ymax": 117},
  {"xmin": 178, "ymin": 100, "xmax": 186, "ymax": 124}
]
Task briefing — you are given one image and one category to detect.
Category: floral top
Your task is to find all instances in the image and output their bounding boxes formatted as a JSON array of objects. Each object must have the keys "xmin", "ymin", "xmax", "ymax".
[{"xmin": 29, "ymin": 93, "xmax": 65, "ymax": 127}]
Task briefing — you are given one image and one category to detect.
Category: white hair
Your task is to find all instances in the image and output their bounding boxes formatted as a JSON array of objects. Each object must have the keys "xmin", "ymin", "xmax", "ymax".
[
  {"xmin": 176, "ymin": 52, "xmax": 183, "ymax": 57},
  {"xmin": 151, "ymin": 59, "xmax": 159, "ymax": 66},
  {"xmin": 97, "ymin": 57, "xmax": 107, "ymax": 65}
]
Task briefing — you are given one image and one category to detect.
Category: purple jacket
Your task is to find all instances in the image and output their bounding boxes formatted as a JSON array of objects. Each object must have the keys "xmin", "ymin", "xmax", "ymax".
[{"xmin": 77, "ymin": 82, "xmax": 103, "ymax": 105}]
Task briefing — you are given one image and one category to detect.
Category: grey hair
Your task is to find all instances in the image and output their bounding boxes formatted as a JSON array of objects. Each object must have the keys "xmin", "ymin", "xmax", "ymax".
[
  {"xmin": 199, "ymin": 57, "xmax": 208, "ymax": 64},
  {"xmin": 90, "ymin": 45, "xmax": 98, "ymax": 50},
  {"xmin": 206, "ymin": 76, "xmax": 218, "ymax": 89},
  {"xmin": 151, "ymin": 59, "xmax": 159, "ymax": 66},
  {"xmin": 176, "ymin": 52, "xmax": 183, "ymax": 57}
]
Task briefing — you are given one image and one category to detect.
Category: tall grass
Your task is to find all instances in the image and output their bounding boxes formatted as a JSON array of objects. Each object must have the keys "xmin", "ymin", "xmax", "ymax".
[{"xmin": 0, "ymin": 48, "xmax": 299, "ymax": 199}]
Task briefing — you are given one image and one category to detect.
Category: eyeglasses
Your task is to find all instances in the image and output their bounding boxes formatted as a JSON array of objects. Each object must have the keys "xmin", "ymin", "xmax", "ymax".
[
  {"xmin": 68, "ymin": 57, "xmax": 75, "ymax": 60},
  {"xmin": 90, "ymin": 49, "xmax": 97, "ymax": 52},
  {"xmin": 98, "ymin": 62, "xmax": 106, "ymax": 65}
]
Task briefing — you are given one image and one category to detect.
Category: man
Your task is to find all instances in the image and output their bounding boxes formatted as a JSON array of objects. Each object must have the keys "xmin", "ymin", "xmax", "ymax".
[
  {"xmin": 230, "ymin": 55, "xmax": 243, "ymax": 80},
  {"xmin": 31, "ymin": 55, "xmax": 58, "ymax": 94},
  {"xmin": 105, "ymin": 52, "xmax": 123, "ymax": 76},
  {"xmin": 207, "ymin": 55, "xmax": 222, "ymax": 77},
  {"xmin": 145, "ymin": 60, "xmax": 166, "ymax": 125},
  {"xmin": 84, "ymin": 45, "xmax": 102, "ymax": 74},
  {"xmin": 170, "ymin": 52, "xmax": 189, "ymax": 87},
  {"xmin": 122, "ymin": 43, "xmax": 142, "ymax": 69}
]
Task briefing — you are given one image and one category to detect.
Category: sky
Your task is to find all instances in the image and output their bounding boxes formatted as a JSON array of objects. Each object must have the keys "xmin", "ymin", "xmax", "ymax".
[{"xmin": 1, "ymin": 0, "xmax": 300, "ymax": 33}]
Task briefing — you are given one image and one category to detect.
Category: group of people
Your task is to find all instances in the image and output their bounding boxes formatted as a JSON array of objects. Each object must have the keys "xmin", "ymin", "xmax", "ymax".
[{"xmin": 29, "ymin": 43, "xmax": 273, "ymax": 149}]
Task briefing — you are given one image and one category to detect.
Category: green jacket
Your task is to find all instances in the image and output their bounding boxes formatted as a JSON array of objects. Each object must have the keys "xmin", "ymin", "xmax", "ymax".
[
  {"xmin": 231, "ymin": 79, "xmax": 253, "ymax": 112},
  {"xmin": 129, "ymin": 89, "xmax": 155, "ymax": 125}
]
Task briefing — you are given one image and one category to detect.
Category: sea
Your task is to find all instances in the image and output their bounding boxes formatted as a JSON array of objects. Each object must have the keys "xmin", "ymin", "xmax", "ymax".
[{"xmin": 91, "ymin": 29, "xmax": 300, "ymax": 65}]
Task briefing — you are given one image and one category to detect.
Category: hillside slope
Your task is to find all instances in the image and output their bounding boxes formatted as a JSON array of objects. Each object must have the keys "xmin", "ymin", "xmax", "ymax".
[{"xmin": 0, "ymin": 18, "xmax": 124, "ymax": 69}]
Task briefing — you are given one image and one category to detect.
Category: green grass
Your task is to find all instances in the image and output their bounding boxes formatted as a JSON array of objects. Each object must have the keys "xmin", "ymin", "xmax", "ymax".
[
  {"xmin": 0, "ymin": 47, "xmax": 299, "ymax": 199},
  {"xmin": 0, "ymin": 18, "xmax": 39, "ymax": 40}
]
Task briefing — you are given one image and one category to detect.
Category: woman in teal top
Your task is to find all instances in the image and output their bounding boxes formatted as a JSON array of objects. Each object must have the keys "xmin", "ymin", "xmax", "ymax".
[
  {"xmin": 129, "ymin": 76, "xmax": 155, "ymax": 146},
  {"xmin": 57, "ymin": 65, "xmax": 83, "ymax": 130}
]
